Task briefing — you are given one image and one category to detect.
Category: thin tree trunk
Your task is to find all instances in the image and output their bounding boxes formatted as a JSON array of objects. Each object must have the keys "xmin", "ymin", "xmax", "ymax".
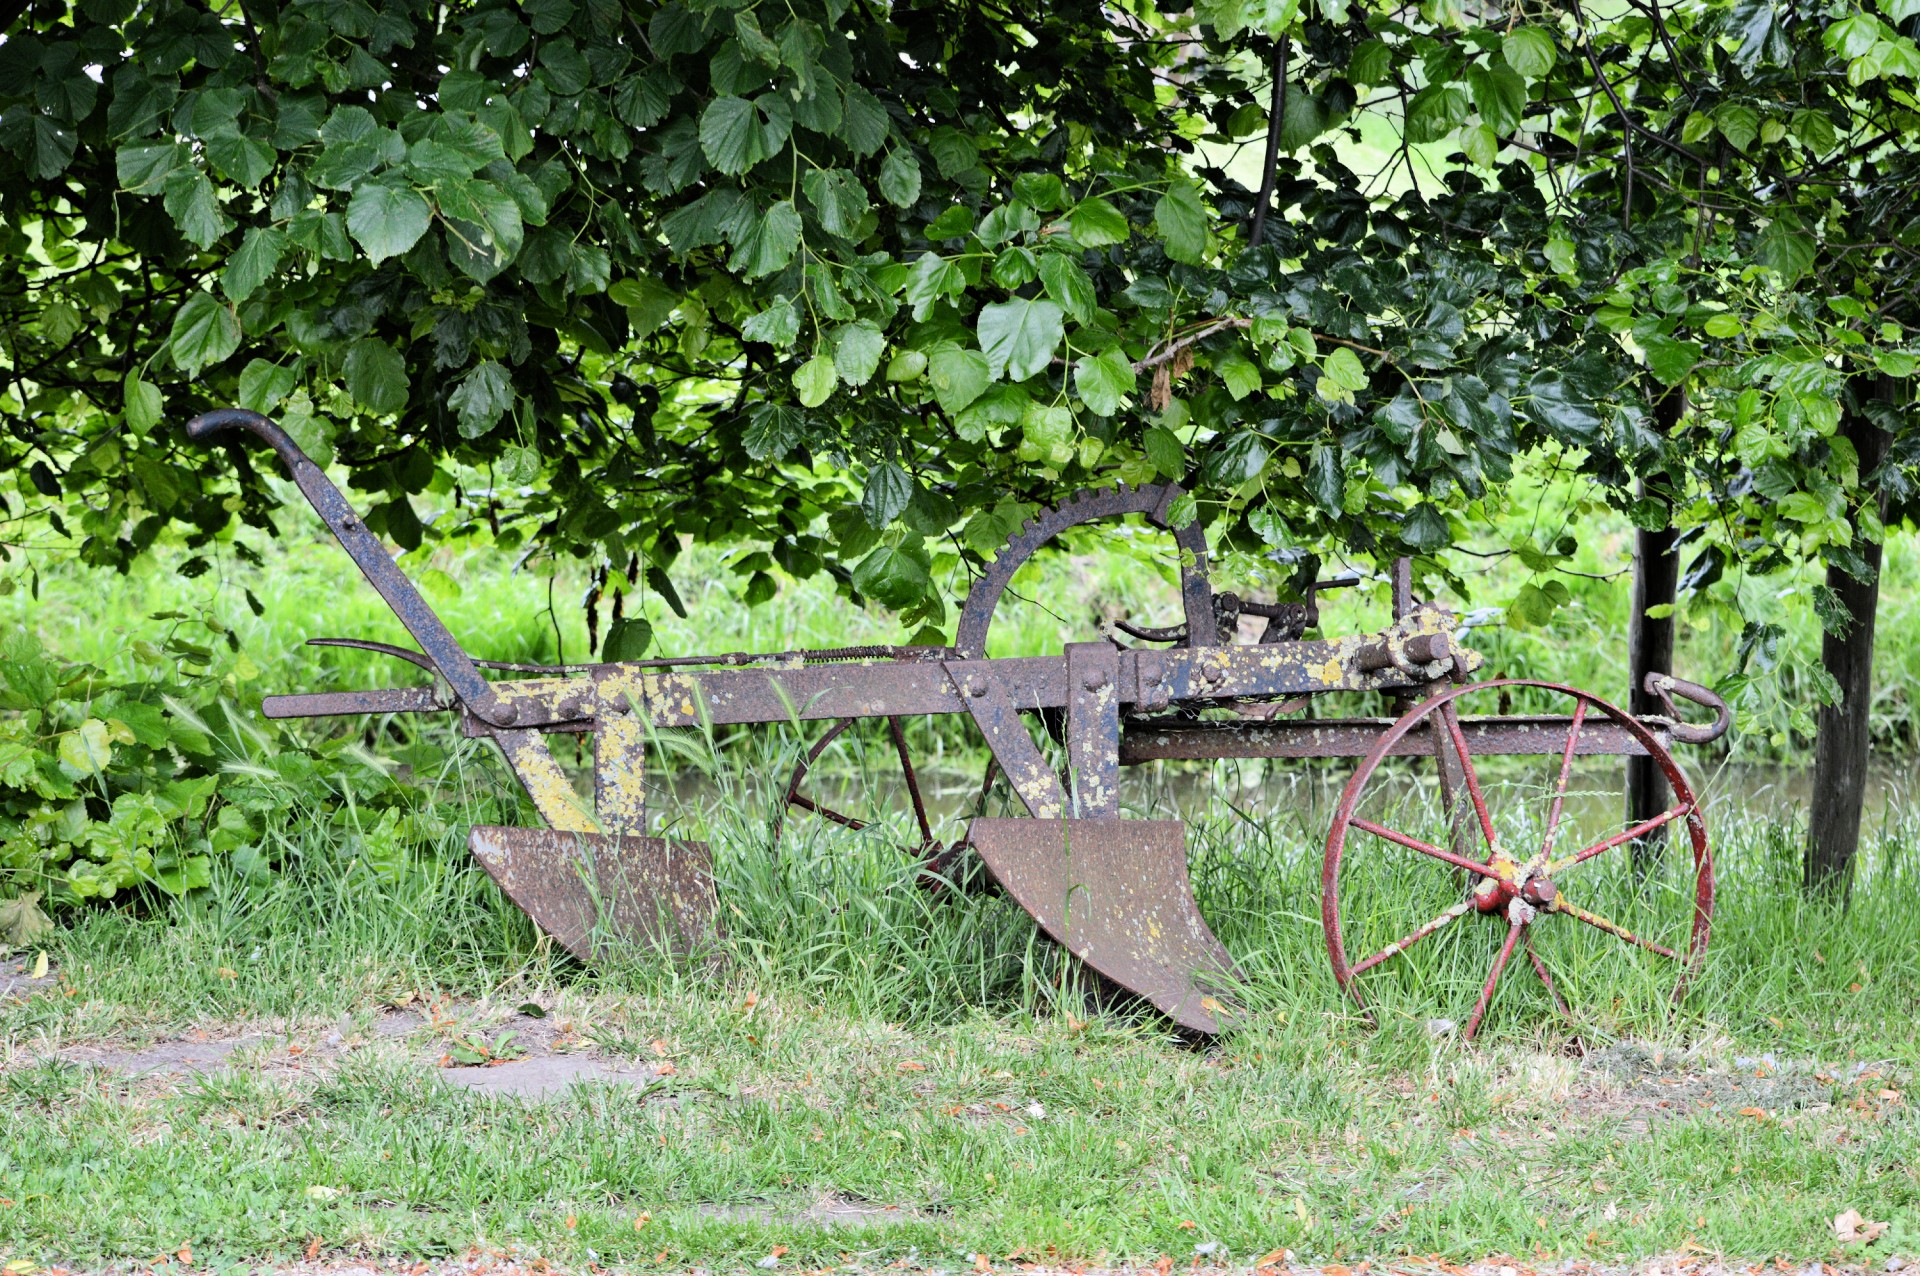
[
  {"xmin": 1627, "ymin": 388, "xmax": 1686, "ymax": 854},
  {"xmin": 1806, "ymin": 378, "xmax": 1897, "ymax": 896}
]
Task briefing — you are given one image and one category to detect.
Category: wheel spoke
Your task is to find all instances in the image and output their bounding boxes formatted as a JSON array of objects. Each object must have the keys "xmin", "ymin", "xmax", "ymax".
[
  {"xmin": 787, "ymin": 791, "xmax": 869, "ymax": 831},
  {"xmin": 1525, "ymin": 700, "xmax": 1588, "ymax": 874},
  {"xmin": 1547, "ymin": 801, "xmax": 1692, "ymax": 875},
  {"xmin": 1465, "ymin": 917, "xmax": 1525, "ymax": 1040},
  {"xmin": 887, "ymin": 716, "xmax": 934, "ymax": 845},
  {"xmin": 1548, "ymin": 895, "xmax": 1681, "ymax": 961},
  {"xmin": 1350, "ymin": 817, "xmax": 1497, "ymax": 877},
  {"xmin": 1350, "ymin": 899, "xmax": 1475, "ymax": 976},
  {"xmin": 1524, "ymin": 929, "xmax": 1571, "ymax": 1019},
  {"xmin": 1440, "ymin": 700, "xmax": 1501, "ymax": 855}
]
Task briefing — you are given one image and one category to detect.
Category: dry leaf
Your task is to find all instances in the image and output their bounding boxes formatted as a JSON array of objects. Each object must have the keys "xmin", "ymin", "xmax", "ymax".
[
  {"xmin": 0, "ymin": 893, "xmax": 52, "ymax": 950},
  {"xmin": 973, "ymin": 1255, "xmax": 991, "ymax": 1273},
  {"xmin": 1834, "ymin": 1209, "xmax": 1889, "ymax": 1243},
  {"xmin": 897, "ymin": 1060, "xmax": 928, "ymax": 1072},
  {"xmin": 31, "ymin": 951, "xmax": 47, "ymax": 980}
]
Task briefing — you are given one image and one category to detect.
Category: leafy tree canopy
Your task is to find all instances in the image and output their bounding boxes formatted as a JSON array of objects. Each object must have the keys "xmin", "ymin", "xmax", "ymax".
[{"xmin": 2, "ymin": 0, "xmax": 1916, "ymax": 664}]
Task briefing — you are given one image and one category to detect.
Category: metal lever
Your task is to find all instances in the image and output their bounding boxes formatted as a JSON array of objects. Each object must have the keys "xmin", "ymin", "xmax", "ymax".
[
  {"xmin": 184, "ymin": 409, "xmax": 520, "ymax": 728},
  {"xmin": 1642, "ymin": 674, "xmax": 1733, "ymax": 746}
]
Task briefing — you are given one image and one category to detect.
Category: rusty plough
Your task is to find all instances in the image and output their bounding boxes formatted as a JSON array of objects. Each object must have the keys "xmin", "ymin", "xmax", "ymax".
[{"xmin": 190, "ymin": 409, "xmax": 1732, "ymax": 1039}]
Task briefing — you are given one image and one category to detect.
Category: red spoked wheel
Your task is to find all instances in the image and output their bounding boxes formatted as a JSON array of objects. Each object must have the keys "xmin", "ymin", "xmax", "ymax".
[
  {"xmin": 1323, "ymin": 680, "xmax": 1713, "ymax": 1040},
  {"xmin": 771, "ymin": 716, "xmax": 998, "ymax": 886}
]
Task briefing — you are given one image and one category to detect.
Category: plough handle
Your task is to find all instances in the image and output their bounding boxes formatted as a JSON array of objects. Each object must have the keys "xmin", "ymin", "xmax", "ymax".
[
  {"xmin": 185, "ymin": 408, "xmax": 518, "ymax": 728},
  {"xmin": 1642, "ymin": 673, "xmax": 1732, "ymax": 746}
]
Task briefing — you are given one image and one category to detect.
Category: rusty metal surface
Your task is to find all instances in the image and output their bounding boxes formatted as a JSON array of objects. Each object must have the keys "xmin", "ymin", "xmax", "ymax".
[
  {"xmin": 954, "ymin": 483, "xmax": 1215, "ymax": 659},
  {"xmin": 1119, "ymin": 714, "xmax": 1664, "ymax": 763},
  {"xmin": 1065, "ymin": 642, "xmax": 1121, "ymax": 817},
  {"xmin": 946, "ymin": 660, "xmax": 1067, "ymax": 819},
  {"xmin": 968, "ymin": 818, "xmax": 1239, "ymax": 1033},
  {"xmin": 263, "ymin": 687, "xmax": 446, "ymax": 719},
  {"xmin": 468, "ymin": 826, "xmax": 718, "ymax": 963}
]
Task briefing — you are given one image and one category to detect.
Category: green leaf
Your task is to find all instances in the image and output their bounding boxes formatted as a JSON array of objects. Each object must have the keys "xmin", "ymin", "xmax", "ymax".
[
  {"xmin": 610, "ymin": 276, "xmax": 678, "ymax": 333},
  {"xmin": 162, "ymin": 169, "xmax": 230, "ymax": 249},
  {"xmin": 1143, "ymin": 425, "xmax": 1185, "ymax": 479},
  {"xmin": 1249, "ymin": 0, "xmax": 1300, "ymax": 35},
  {"xmin": 1279, "ymin": 88, "xmax": 1327, "ymax": 151},
  {"xmin": 851, "ymin": 538, "xmax": 930, "ymax": 609},
  {"xmin": 878, "ymin": 148, "xmax": 922, "ymax": 208},
  {"xmin": 1714, "ymin": 102, "xmax": 1760, "ymax": 152},
  {"xmin": 1402, "ymin": 504, "xmax": 1450, "ymax": 549},
  {"xmin": 743, "ymin": 404, "xmax": 804, "ymax": 460},
  {"xmin": 928, "ymin": 345, "xmax": 991, "ymax": 413},
  {"xmin": 449, "ymin": 360, "xmax": 513, "ymax": 437},
  {"xmin": 116, "ymin": 141, "xmax": 190, "ymax": 194},
  {"xmin": 904, "ymin": 252, "xmax": 965, "ymax": 320},
  {"xmin": 603, "ymin": 618, "xmax": 653, "ymax": 662},
  {"xmin": 1073, "ymin": 348, "xmax": 1136, "ymax": 416},
  {"xmin": 1065, "ymin": 197, "xmax": 1129, "ymax": 247},
  {"xmin": 237, "ymin": 359, "xmax": 296, "ymax": 413},
  {"xmin": 699, "ymin": 94, "xmax": 792, "ymax": 175},
  {"xmin": 1038, "ymin": 253, "xmax": 1097, "ymax": 323},
  {"xmin": 861, "ymin": 461, "xmax": 913, "ymax": 528},
  {"xmin": 344, "ymin": 338, "xmax": 408, "ymax": 414},
  {"xmin": 1322, "ymin": 346, "xmax": 1368, "ymax": 391},
  {"xmin": 1754, "ymin": 216, "xmax": 1816, "ymax": 281},
  {"xmin": 203, "ymin": 130, "xmax": 275, "ymax": 188},
  {"xmin": 794, "ymin": 353, "xmax": 837, "ymax": 407},
  {"xmin": 1641, "ymin": 335, "xmax": 1700, "ymax": 387},
  {"xmin": 839, "ymin": 85, "xmax": 889, "ymax": 157},
  {"xmin": 1405, "ymin": 84, "xmax": 1470, "ymax": 144},
  {"xmin": 803, "ymin": 167, "xmax": 870, "ymax": 238},
  {"xmin": 346, "ymin": 179, "xmax": 432, "ymax": 264},
  {"xmin": 1501, "ymin": 27, "xmax": 1557, "ymax": 79},
  {"xmin": 1466, "ymin": 62, "xmax": 1526, "ymax": 135},
  {"xmin": 169, "ymin": 293, "xmax": 240, "ymax": 375},
  {"xmin": 977, "ymin": 298, "xmax": 1065, "ymax": 382},
  {"xmin": 729, "ymin": 200, "xmax": 802, "ymax": 279},
  {"xmin": 123, "ymin": 376, "xmax": 163, "ymax": 437},
  {"xmin": 1307, "ymin": 444, "xmax": 1343, "ymax": 513},
  {"xmin": 1153, "ymin": 184, "xmax": 1210, "ymax": 265},
  {"xmin": 222, "ymin": 226, "xmax": 285, "ymax": 302},
  {"xmin": 741, "ymin": 297, "xmax": 802, "ymax": 346},
  {"xmin": 834, "ymin": 322, "xmax": 886, "ymax": 387},
  {"xmin": 1215, "ymin": 351, "xmax": 1262, "ymax": 400}
]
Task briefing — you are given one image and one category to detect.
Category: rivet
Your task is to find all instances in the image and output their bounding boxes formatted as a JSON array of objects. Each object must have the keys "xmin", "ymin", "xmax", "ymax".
[
  {"xmin": 495, "ymin": 702, "xmax": 520, "ymax": 725},
  {"xmin": 1082, "ymin": 671, "xmax": 1108, "ymax": 691},
  {"xmin": 966, "ymin": 676, "xmax": 988, "ymax": 697}
]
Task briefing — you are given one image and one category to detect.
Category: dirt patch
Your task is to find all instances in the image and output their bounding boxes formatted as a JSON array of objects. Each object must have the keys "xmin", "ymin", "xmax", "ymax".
[
  {"xmin": 437, "ymin": 1055, "xmax": 666, "ymax": 1099},
  {"xmin": 699, "ymin": 1192, "xmax": 928, "ymax": 1228},
  {"xmin": 1, "ymin": 952, "xmax": 58, "ymax": 1001},
  {"xmin": 61, "ymin": 1032, "xmax": 256, "ymax": 1077}
]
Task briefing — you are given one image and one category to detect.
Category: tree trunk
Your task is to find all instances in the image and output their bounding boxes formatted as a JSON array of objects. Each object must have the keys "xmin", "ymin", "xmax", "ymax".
[
  {"xmin": 1806, "ymin": 379, "xmax": 1896, "ymax": 896},
  {"xmin": 1627, "ymin": 388, "xmax": 1686, "ymax": 851}
]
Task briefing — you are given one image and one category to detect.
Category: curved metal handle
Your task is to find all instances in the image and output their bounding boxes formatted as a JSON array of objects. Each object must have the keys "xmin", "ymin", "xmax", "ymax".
[
  {"xmin": 1642, "ymin": 673, "xmax": 1732, "ymax": 746},
  {"xmin": 185, "ymin": 408, "xmax": 517, "ymax": 728}
]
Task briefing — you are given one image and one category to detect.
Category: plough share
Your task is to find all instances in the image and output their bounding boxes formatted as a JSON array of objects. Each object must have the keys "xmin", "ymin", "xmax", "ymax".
[{"xmin": 191, "ymin": 408, "xmax": 1731, "ymax": 1039}]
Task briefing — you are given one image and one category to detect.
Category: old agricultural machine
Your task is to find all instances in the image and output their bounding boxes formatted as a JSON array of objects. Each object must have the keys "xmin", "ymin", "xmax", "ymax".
[{"xmin": 190, "ymin": 408, "xmax": 1731, "ymax": 1039}]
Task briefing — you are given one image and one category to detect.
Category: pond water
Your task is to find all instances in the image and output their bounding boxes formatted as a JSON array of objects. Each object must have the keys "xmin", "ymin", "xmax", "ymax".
[{"xmin": 657, "ymin": 722, "xmax": 1920, "ymax": 850}]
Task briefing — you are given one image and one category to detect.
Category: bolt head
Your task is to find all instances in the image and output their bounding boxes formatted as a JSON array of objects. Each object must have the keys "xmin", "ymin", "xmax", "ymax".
[{"xmin": 1521, "ymin": 877, "xmax": 1557, "ymax": 907}]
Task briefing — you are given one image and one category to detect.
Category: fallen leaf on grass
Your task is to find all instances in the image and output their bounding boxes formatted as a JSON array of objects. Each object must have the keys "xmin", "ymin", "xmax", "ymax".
[
  {"xmin": 897, "ymin": 1060, "xmax": 928, "ymax": 1072},
  {"xmin": 972, "ymin": 1254, "xmax": 991, "ymax": 1273},
  {"xmin": 1737, "ymin": 1106, "xmax": 1769, "ymax": 1121},
  {"xmin": 1834, "ymin": 1209, "xmax": 1889, "ymax": 1243},
  {"xmin": 1253, "ymin": 1249, "xmax": 1288, "ymax": 1270},
  {"xmin": 31, "ymin": 951, "xmax": 48, "ymax": 980},
  {"xmin": 304, "ymin": 1237, "xmax": 321, "ymax": 1261}
]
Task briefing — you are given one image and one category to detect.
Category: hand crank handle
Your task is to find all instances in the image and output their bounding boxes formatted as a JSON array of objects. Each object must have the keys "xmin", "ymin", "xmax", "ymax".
[
  {"xmin": 1642, "ymin": 673, "xmax": 1733, "ymax": 746},
  {"xmin": 184, "ymin": 408, "xmax": 520, "ymax": 728}
]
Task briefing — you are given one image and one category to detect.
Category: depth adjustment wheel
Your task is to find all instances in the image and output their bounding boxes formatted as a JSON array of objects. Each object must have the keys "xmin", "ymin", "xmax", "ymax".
[{"xmin": 1322, "ymin": 680, "xmax": 1714, "ymax": 1040}]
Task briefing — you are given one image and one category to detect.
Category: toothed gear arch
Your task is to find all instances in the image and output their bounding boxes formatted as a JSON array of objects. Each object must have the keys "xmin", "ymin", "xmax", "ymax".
[{"xmin": 953, "ymin": 483, "xmax": 1217, "ymax": 660}]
